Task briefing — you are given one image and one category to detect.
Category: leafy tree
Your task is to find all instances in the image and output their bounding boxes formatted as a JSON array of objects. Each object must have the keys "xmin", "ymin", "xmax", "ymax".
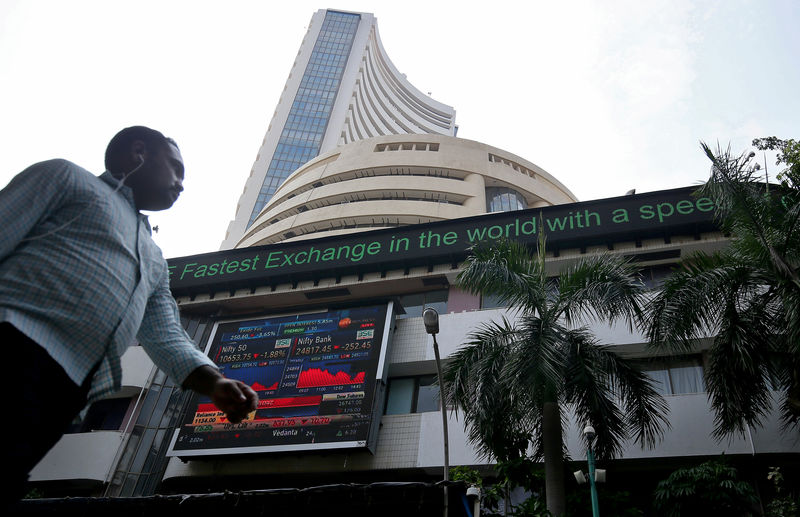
[
  {"xmin": 647, "ymin": 139, "xmax": 800, "ymax": 437},
  {"xmin": 512, "ymin": 495, "xmax": 551, "ymax": 517},
  {"xmin": 752, "ymin": 137, "xmax": 800, "ymax": 188},
  {"xmin": 450, "ymin": 466, "xmax": 505, "ymax": 515},
  {"xmin": 653, "ymin": 458, "xmax": 758, "ymax": 517},
  {"xmin": 444, "ymin": 238, "xmax": 669, "ymax": 516},
  {"xmin": 765, "ymin": 466, "xmax": 799, "ymax": 517},
  {"xmin": 451, "ymin": 462, "xmax": 548, "ymax": 517}
]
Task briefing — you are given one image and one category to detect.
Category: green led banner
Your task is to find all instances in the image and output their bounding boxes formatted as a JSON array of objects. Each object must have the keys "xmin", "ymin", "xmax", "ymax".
[{"xmin": 167, "ymin": 186, "xmax": 719, "ymax": 294}]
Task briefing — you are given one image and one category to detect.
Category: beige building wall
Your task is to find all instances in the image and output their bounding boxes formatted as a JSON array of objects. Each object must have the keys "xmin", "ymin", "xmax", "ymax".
[
  {"xmin": 237, "ymin": 134, "xmax": 578, "ymax": 248},
  {"xmin": 161, "ymin": 231, "xmax": 798, "ymax": 481}
]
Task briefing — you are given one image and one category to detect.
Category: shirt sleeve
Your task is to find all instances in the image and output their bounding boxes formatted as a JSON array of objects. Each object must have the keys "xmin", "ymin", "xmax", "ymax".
[
  {"xmin": 0, "ymin": 160, "xmax": 72, "ymax": 262},
  {"xmin": 136, "ymin": 269, "xmax": 218, "ymax": 386}
]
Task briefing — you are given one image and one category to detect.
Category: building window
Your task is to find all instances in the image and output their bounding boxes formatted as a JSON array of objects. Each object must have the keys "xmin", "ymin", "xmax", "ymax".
[
  {"xmin": 640, "ymin": 264, "xmax": 675, "ymax": 289},
  {"xmin": 481, "ymin": 292, "xmax": 507, "ymax": 309},
  {"xmin": 384, "ymin": 375, "xmax": 439, "ymax": 414},
  {"xmin": 396, "ymin": 289, "xmax": 448, "ymax": 319},
  {"xmin": 486, "ymin": 187, "xmax": 528, "ymax": 213},
  {"xmin": 640, "ymin": 356, "xmax": 705, "ymax": 395},
  {"xmin": 68, "ymin": 397, "xmax": 134, "ymax": 433}
]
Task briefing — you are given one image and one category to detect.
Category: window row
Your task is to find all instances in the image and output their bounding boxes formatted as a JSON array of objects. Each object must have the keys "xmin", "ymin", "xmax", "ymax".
[
  {"xmin": 383, "ymin": 356, "xmax": 707, "ymax": 417},
  {"xmin": 319, "ymin": 23, "xmax": 359, "ymax": 33},
  {"xmin": 640, "ymin": 357, "xmax": 706, "ymax": 395},
  {"xmin": 308, "ymin": 53, "xmax": 348, "ymax": 67},
  {"xmin": 278, "ymin": 127, "xmax": 324, "ymax": 142},
  {"xmin": 320, "ymin": 18, "xmax": 359, "ymax": 29},
  {"xmin": 480, "ymin": 265, "xmax": 681, "ymax": 308},
  {"xmin": 297, "ymin": 78, "xmax": 339, "ymax": 91},
  {"xmin": 290, "ymin": 100, "xmax": 335, "ymax": 114},
  {"xmin": 266, "ymin": 160, "xmax": 308, "ymax": 177},
  {"xmin": 285, "ymin": 114, "xmax": 330, "ymax": 128},
  {"xmin": 303, "ymin": 62, "xmax": 346, "ymax": 81},
  {"xmin": 295, "ymin": 88, "xmax": 338, "ymax": 103},
  {"xmin": 307, "ymin": 63, "xmax": 348, "ymax": 75},
  {"xmin": 321, "ymin": 17, "xmax": 359, "ymax": 26},
  {"xmin": 69, "ymin": 358, "xmax": 707, "ymax": 433},
  {"xmin": 272, "ymin": 143, "xmax": 318, "ymax": 158},
  {"xmin": 271, "ymin": 152, "xmax": 317, "ymax": 168},
  {"xmin": 293, "ymin": 93, "xmax": 336, "ymax": 110},
  {"xmin": 274, "ymin": 142, "xmax": 320, "ymax": 160},
  {"xmin": 312, "ymin": 41, "xmax": 353, "ymax": 53},
  {"xmin": 385, "ymin": 375, "xmax": 440, "ymax": 415}
]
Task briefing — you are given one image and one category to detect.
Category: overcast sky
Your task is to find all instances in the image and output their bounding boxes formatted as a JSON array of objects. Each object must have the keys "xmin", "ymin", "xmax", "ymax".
[{"xmin": 1, "ymin": 0, "xmax": 797, "ymax": 259}]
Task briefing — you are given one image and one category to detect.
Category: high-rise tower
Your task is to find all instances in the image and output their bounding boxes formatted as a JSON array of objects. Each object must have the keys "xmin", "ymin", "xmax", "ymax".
[{"xmin": 222, "ymin": 9, "xmax": 457, "ymax": 249}]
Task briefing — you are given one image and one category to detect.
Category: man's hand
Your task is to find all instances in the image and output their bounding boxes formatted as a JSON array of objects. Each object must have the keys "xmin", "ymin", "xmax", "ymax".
[
  {"xmin": 210, "ymin": 377, "xmax": 258, "ymax": 423},
  {"xmin": 183, "ymin": 365, "xmax": 258, "ymax": 423}
]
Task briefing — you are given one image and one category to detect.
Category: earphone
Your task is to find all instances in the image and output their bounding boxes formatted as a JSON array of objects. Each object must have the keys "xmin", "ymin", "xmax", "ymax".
[{"xmin": 19, "ymin": 157, "xmax": 148, "ymax": 244}]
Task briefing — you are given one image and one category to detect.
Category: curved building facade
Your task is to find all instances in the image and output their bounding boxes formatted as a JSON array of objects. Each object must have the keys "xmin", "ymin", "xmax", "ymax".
[
  {"xmin": 222, "ymin": 9, "xmax": 457, "ymax": 249},
  {"xmin": 236, "ymin": 134, "xmax": 577, "ymax": 248}
]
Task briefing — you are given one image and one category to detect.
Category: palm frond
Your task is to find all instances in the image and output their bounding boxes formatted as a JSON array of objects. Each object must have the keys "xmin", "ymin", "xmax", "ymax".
[
  {"xmin": 700, "ymin": 141, "xmax": 799, "ymax": 285},
  {"xmin": 647, "ymin": 251, "xmax": 757, "ymax": 352},
  {"xmin": 561, "ymin": 329, "xmax": 628, "ymax": 459},
  {"xmin": 700, "ymin": 142, "xmax": 767, "ymax": 229},
  {"xmin": 442, "ymin": 318, "xmax": 534, "ymax": 460},
  {"xmin": 556, "ymin": 254, "xmax": 645, "ymax": 329},
  {"xmin": 504, "ymin": 312, "xmax": 566, "ymax": 397},
  {"xmin": 456, "ymin": 240, "xmax": 546, "ymax": 313},
  {"xmin": 592, "ymin": 347, "xmax": 671, "ymax": 449},
  {"xmin": 706, "ymin": 299, "xmax": 778, "ymax": 438}
]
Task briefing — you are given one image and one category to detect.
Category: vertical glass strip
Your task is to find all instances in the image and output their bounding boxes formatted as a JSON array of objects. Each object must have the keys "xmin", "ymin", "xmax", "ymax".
[{"xmin": 247, "ymin": 11, "xmax": 361, "ymax": 228}]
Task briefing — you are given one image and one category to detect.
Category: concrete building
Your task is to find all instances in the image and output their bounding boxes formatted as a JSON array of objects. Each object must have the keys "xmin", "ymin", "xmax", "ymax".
[
  {"xmin": 21, "ymin": 8, "xmax": 796, "ymax": 512},
  {"xmin": 222, "ymin": 9, "xmax": 457, "ymax": 249},
  {"xmin": 160, "ymin": 186, "xmax": 796, "ymax": 498},
  {"xmin": 28, "ymin": 182, "xmax": 799, "ymax": 504},
  {"xmin": 237, "ymin": 134, "xmax": 577, "ymax": 247}
]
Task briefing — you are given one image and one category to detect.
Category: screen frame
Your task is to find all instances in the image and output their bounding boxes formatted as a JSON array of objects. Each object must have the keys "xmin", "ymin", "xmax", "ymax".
[{"xmin": 166, "ymin": 301, "xmax": 394, "ymax": 458}]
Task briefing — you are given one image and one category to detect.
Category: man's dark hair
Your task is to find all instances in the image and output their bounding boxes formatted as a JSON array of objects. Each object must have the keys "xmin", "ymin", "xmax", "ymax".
[{"xmin": 104, "ymin": 126, "xmax": 178, "ymax": 173}]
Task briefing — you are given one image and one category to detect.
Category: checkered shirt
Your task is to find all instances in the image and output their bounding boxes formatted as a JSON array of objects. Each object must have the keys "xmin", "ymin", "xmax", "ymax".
[{"xmin": 0, "ymin": 159, "xmax": 216, "ymax": 400}]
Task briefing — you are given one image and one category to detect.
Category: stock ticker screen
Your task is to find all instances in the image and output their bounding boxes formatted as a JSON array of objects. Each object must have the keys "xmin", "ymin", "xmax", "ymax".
[{"xmin": 167, "ymin": 304, "xmax": 393, "ymax": 456}]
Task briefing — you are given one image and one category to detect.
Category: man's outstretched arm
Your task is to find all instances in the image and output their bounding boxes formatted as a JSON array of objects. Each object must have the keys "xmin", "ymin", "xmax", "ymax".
[
  {"xmin": 182, "ymin": 365, "xmax": 258, "ymax": 423},
  {"xmin": 138, "ymin": 269, "xmax": 259, "ymax": 424}
]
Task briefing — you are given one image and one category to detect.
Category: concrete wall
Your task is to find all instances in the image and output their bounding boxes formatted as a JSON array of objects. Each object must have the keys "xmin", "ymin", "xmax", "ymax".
[
  {"xmin": 239, "ymin": 135, "xmax": 577, "ymax": 247},
  {"xmin": 162, "ymin": 308, "xmax": 798, "ymax": 484},
  {"xmin": 118, "ymin": 346, "xmax": 154, "ymax": 397},
  {"xmin": 29, "ymin": 431, "xmax": 124, "ymax": 484}
]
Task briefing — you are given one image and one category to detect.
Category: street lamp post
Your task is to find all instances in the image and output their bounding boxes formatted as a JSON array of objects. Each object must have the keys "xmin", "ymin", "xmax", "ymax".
[
  {"xmin": 584, "ymin": 425, "xmax": 600, "ymax": 517},
  {"xmin": 423, "ymin": 307, "xmax": 449, "ymax": 517}
]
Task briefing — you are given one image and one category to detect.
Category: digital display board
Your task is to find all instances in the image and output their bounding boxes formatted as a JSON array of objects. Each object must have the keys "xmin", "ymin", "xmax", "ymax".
[
  {"xmin": 167, "ymin": 303, "xmax": 393, "ymax": 457},
  {"xmin": 167, "ymin": 186, "xmax": 719, "ymax": 296}
]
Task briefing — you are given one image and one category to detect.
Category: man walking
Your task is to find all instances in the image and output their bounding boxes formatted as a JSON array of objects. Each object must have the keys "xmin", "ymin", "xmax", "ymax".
[{"xmin": 0, "ymin": 126, "xmax": 257, "ymax": 502}]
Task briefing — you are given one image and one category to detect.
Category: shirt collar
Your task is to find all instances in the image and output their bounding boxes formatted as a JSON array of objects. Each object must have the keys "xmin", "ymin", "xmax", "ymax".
[
  {"xmin": 99, "ymin": 171, "xmax": 152, "ymax": 233},
  {"xmin": 100, "ymin": 171, "xmax": 137, "ymax": 207}
]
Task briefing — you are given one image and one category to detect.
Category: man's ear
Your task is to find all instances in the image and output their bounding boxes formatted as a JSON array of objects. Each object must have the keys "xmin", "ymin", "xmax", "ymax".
[{"xmin": 130, "ymin": 139, "xmax": 147, "ymax": 165}]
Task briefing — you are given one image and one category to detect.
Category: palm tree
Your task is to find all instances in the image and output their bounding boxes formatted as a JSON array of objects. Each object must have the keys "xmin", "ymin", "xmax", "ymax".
[
  {"xmin": 443, "ymin": 238, "xmax": 669, "ymax": 516},
  {"xmin": 647, "ymin": 142, "xmax": 800, "ymax": 438}
]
